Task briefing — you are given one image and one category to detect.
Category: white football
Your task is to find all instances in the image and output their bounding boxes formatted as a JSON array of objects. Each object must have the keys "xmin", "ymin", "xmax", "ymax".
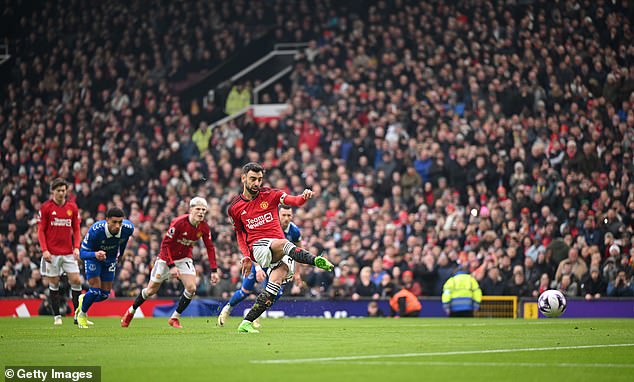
[{"xmin": 538, "ymin": 289, "xmax": 567, "ymax": 318}]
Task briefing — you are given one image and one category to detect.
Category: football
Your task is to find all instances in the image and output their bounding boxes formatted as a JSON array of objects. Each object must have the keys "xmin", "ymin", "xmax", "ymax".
[{"xmin": 538, "ymin": 289, "xmax": 567, "ymax": 318}]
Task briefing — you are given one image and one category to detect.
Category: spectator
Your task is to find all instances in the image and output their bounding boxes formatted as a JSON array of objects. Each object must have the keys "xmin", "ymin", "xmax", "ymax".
[
  {"xmin": 367, "ymin": 301, "xmax": 385, "ymax": 317},
  {"xmin": 3, "ymin": 275, "xmax": 23, "ymax": 297},
  {"xmin": 209, "ymin": 267, "xmax": 240, "ymax": 300},
  {"xmin": 378, "ymin": 273, "xmax": 396, "ymax": 299},
  {"xmin": 480, "ymin": 267, "xmax": 505, "ymax": 296},
  {"xmin": 352, "ymin": 266, "xmax": 379, "ymax": 301},
  {"xmin": 555, "ymin": 248, "xmax": 588, "ymax": 283},
  {"xmin": 556, "ymin": 274, "xmax": 579, "ymax": 297},
  {"xmin": 607, "ymin": 271, "xmax": 634, "ymax": 297},
  {"xmin": 580, "ymin": 267, "xmax": 608, "ymax": 300},
  {"xmin": 433, "ymin": 254, "xmax": 454, "ymax": 296},
  {"xmin": 523, "ymin": 256, "xmax": 541, "ymax": 288},
  {"xmin": 370, "ymin": 257, "xmax": 387, "ymax": 287},
  {"xmin": 533, "ymin": 273, "xmax": 552, "ymax": 298},
  {"xmin": 504, "ymin": 271, "xmax": 532, "ymax": 297},
  {"xmin": 400, "ymin": 270, "xmax": 422, "ymax": 297},
  {"xmin": 413, "ymin": 254, "xmax": 437, "ymax": 296},
  {"xmin": 328, "ymin": 275, "xmax": 349, "ymax": 300}
]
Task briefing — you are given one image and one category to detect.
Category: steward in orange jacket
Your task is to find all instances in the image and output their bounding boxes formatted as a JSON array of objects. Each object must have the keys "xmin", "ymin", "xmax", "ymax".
[{"xmin": 389, "ymin": 288, "xmax": 422, "ymax": 317}]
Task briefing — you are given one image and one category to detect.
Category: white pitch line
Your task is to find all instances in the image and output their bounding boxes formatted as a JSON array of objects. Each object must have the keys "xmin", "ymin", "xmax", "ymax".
[
  {"xmin": 251, "ymin": 343, "xmax": 634, "ymax": 364},
  {"xmin": 341, "ymin": 361, "xmax": 634, "ymax": 369},
  {"xmin": 377, "ymin": 321, "xmax": 568, "ymax": 328}
]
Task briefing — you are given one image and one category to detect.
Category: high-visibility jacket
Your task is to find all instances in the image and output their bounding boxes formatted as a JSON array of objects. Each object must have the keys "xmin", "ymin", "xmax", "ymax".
[
  {"xmin": 442, "ymin": 272, "xmax": 482, "ymax": 312},
  {"xmin": 224, "ymin": 87, "xmax": 251, "ymax": 116},
  {"xmin": 389, "ymin": 288, "xmax": 422, "ymax": 314}
]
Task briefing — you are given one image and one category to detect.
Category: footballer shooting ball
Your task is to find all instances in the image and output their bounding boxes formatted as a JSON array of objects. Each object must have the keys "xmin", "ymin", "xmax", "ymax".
[{"xmin": 538, "ymin": 289, "xmax": 567, "ymax": 318}]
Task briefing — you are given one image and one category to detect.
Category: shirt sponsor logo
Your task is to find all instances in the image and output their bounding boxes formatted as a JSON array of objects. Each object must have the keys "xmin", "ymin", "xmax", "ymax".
[
  {"xmin": 177, "ymin": 237, "xmax": 198, "ymax": 246},
  {"xmin": 246, "ymin": 212, "xmax": 274, "ymax": 230},
  {"xmin": 51, "ymin": 218, "xmax": 72, "ymax": 227}
]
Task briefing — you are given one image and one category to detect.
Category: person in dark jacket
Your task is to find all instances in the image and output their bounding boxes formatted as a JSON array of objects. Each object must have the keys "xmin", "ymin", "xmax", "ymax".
[
  {"xmin": 504, "ymin": 271, "xmax": 532, "ymax": 297},
  {"xmin": 480, "ymin": 267, "xmax": 506, "ymax": 295},
  {"xmin": 580, "ymin": 267, "xmax": 607, "ymax": 300},
  {"xmin": 607, "ymin": 271, "xmax": 634, "ymax": 297}
]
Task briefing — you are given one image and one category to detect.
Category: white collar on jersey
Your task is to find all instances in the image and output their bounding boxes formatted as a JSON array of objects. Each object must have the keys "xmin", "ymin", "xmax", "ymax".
[
  {"xmin": 105, "ymin": 222, "xmax": 122, "ymax": 238},
  {"xmin": 283, "ymin": 224, "xmax": 291, "ymax": 234}
]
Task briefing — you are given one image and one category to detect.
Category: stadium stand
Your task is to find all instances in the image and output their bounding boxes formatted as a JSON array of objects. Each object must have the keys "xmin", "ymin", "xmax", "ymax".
[{"xmin": 1, "ymin": 0, "xmax": 633, "ymax": 303}]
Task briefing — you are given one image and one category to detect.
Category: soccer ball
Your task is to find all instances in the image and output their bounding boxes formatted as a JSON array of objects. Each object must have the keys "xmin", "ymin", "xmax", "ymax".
[{"xmin": 538, "ymin": 289, "xmax": 567, "ymax": 318}]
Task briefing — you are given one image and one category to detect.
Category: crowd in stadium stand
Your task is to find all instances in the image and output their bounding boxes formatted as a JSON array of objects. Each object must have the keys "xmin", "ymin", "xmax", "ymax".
[{"xmin": 1, "ymin": 0, "xmax": 633, "ymax": 305}]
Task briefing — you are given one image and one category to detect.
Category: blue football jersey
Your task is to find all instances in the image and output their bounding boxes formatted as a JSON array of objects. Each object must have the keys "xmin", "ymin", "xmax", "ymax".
[
  {"xmin": 80, "ymin": 219, "xmax": 135, "ymax": 261},
  {"xmin": 284, "ymin": 222, "xmax": 301, "ymax": 244}
]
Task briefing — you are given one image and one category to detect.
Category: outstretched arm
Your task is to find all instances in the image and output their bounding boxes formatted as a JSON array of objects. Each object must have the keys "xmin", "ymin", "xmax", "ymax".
[{"xmin": 281, "ymin": 189, "xmax": 314, "ymax": 207}]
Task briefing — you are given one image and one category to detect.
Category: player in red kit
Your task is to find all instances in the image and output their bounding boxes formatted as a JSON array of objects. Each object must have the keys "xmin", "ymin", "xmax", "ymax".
[
  {"xmin": 121, "ymin": 197, "xmax": 220, "ymax": 328},
  {"xmin": 38, "ymin": 178, "xmax": 84, "ymax": 326},
  {"xmin": 228, "ymin": 162, "xmax": 334, "ymax": 333}
]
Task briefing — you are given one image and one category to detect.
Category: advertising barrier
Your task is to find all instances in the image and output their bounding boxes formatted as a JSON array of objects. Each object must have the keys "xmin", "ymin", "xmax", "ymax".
[
  {"xmin": 1, "ymin": 297, "xmax": 633, "ymax": 318},
  {"xmin": 0, "ymin": 299, "xmax": 173, "ymax": 318}
]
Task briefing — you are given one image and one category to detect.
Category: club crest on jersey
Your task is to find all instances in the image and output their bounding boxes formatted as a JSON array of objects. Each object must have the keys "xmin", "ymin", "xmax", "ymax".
[
  {"xmin": 260, "ymin": 201, "xmax": 269, "ymax": 210},
  {"xmin": 197, "ymin": 232, "xmax": 202, "ymax": 238},
  {"xmin": 67, "ymin": 209, "xmax": 73, "ymax": 216}
]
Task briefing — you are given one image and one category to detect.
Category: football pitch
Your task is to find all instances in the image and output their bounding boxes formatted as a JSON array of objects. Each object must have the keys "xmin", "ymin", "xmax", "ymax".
[{"xmin": 1, "ymin": 317, "xmax": 633, "ymax": 382}]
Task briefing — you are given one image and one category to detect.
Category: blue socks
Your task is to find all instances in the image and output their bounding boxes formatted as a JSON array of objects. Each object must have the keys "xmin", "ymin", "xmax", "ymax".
[
  {"xmin": 81, "ymin": 288, "xmax": 110, "ymax": 313},
  {"xmin": 229, "ymin": 289, "xmax": 249, "ymax": 307}
]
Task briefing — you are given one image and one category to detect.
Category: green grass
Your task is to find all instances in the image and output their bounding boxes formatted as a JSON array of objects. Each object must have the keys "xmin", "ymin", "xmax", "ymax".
[{"xmin": 1, "ymin": 317, "xmax": 634, "ymax": 382}]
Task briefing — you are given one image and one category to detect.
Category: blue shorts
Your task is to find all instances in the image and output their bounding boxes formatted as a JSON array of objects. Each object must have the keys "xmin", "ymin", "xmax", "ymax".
[{"xmin": 84, "ymin": 260, "xmax": 117, "ymax": 282}]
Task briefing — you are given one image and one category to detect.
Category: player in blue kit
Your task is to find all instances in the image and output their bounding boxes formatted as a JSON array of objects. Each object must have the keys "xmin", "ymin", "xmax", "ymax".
[
  {"xmin": 76, "ymin": 207, "xmax": 134, "ymax": 328},
  {"xmin": 217, "ymin": 205, "xmax": 301, "ymax": 327}
]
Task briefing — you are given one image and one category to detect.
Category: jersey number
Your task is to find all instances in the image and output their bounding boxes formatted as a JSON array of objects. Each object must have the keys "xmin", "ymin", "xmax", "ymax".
[{"xmin": 108, "ymin": 263, "xmax": 116, "ymax": 272}]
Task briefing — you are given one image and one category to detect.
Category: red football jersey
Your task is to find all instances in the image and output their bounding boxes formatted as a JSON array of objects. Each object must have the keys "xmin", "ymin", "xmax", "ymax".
[
  {"xmin": 37, "ymin": 200, "xmax": 81, "ymax": 256},
  {"xmin": 158, "ymin": 214, "xmax": 218, "ymax": 270},
  {"xmin": 228, "ymin": 187, "xmax": 286, "ymax": 260}
]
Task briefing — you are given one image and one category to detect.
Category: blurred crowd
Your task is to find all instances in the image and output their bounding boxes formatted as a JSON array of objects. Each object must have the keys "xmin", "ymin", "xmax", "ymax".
[{"xmin": 1, "ymin": 0, "xmax": 633, "ymax": 304}]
